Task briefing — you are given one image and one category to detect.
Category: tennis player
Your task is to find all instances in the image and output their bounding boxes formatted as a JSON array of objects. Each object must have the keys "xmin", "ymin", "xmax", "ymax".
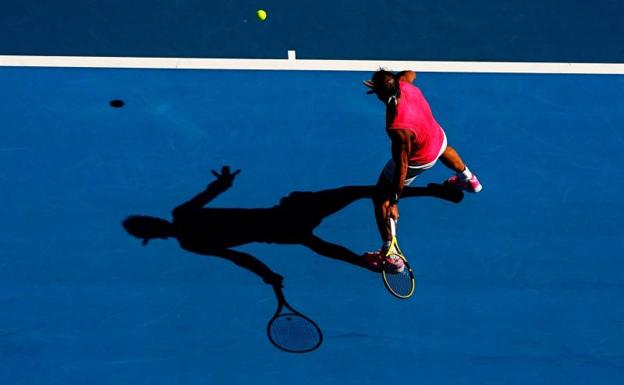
[{"xmin": 363, "ymin": 70, "xmax": 482, "ymax": 271}]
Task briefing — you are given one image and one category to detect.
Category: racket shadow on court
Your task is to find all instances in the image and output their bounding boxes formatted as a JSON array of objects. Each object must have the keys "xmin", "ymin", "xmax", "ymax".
[{"xmin": 122, "ymin": 166, "xmax": 463, "ymax": 352}]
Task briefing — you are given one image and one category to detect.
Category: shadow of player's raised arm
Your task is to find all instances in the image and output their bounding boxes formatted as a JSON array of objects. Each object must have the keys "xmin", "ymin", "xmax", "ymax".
[{"xmin": 173, "ymin": 166, "xmax": 240, "ymax": 214}]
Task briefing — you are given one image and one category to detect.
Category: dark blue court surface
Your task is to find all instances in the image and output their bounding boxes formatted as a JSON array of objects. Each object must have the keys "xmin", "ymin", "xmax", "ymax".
[
  {"xmin": 2, "ymin": 0, "xmax": 624, "ymax": 62},
  {"xmin": 1, "ymin": 67, "xmax": 623, "ymax": 384}
]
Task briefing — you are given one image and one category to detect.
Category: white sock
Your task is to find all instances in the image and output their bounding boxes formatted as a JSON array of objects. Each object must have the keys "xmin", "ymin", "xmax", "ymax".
[{"xmin": 458, "ymin": 166, "xmax": 473, "ymax": 181}]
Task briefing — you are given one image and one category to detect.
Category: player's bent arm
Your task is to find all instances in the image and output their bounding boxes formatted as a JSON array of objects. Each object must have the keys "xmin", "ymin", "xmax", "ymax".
[
  {"xmin": 388, "ymin": 129, "xmax": 412, "ymax": 199},
  {"xmin": 396, "ymin": 70, "xmax": 416, "ymax": 83}
]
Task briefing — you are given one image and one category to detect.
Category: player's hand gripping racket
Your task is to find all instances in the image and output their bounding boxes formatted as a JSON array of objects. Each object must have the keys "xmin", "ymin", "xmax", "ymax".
[
  {"xmin": 382, "ymin": 218, "xmax": 416, "ymax": 299},
  {"xmin": 267, "ymin": 284, "xmax": 323, "ymax": 353}
]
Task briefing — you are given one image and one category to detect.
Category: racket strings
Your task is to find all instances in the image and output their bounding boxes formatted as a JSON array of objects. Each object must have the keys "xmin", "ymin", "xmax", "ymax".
[
  {"xmin": 382, "ymin": 220, "xmax": 415, "ymax": 299},
  {"xmin": 382, "ymin": 251, "xmax": 415, "ymax": 298},
  {"xmin": 383, "ymin": 267, "xmax": 413, "ymax": 297},
  {"xmin": 268, "ymin": 313, "xmax": 322, "ymax": 352}
]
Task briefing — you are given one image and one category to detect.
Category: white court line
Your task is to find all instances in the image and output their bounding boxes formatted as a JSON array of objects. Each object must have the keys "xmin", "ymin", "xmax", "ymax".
[{"xmin": 1, "ymin": 51, "xmax": 623, "ymax": 74}]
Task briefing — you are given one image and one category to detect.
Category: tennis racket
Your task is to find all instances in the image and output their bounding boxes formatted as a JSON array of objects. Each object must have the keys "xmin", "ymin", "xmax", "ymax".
[
  {"xmin": 267, "ymin": 285, "xmax": 323, "ymax": 353},
  {"xmin": 382, "ymin": 218, "xmax": 416, "ymax": 299}
]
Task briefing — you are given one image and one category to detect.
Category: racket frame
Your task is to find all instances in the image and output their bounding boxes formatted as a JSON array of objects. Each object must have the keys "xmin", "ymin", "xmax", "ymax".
[
  {"xmin": 266, "ymin": 285, "xmax": 323, "ymax": 353},
  {"xmin": 381, "ymin": 218, "xmax": 416, "ymax": 299}
]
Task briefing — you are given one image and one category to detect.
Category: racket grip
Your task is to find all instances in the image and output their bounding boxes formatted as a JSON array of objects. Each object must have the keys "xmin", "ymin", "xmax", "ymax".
[{"xmin": 388, "ymin": 217, "xmax": 397, "ymax": 237}]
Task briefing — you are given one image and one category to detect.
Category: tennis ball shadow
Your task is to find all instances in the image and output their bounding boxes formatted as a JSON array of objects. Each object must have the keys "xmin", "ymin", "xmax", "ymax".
[{"xmin": 109, "ymin": 99, "xmax": 125, "ymax": 108}]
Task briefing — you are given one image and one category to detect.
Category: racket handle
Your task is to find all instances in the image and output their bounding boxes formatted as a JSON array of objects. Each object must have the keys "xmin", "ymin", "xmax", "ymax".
[
  {"xmin": 272, "ymin": 283, "xmax": 286, "ymax": 303},
  {"xmin": 388, "ymin": 217, "xmax": 397, "ymax": 237}
]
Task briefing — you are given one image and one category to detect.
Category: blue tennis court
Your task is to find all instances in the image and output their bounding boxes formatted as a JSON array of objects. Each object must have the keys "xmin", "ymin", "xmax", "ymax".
[{"xmin": 1, "ymin": 2, "xmax": 623, "ymax": 385}]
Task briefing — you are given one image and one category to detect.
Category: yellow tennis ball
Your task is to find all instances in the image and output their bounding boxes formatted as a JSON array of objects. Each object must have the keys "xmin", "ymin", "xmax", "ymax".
[{"xmin": 256, "ymin": 9, "xmax": 267, "ymax": 21}]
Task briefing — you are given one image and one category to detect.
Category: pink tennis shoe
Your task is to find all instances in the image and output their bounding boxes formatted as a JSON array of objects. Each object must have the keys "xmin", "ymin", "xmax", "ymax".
[
  {"xmin": 384, "ymin": 254, "xmax": 405, "ymax": 273},
  {"xmin": 446, "ymin": 174, "xmax": 482, "ymax": 193},
  {"xmin": 363, "ymin": 251, "xmax": 405, "ymax": 273},
  {"xmin": 363, "ymin": 251, "xmax": 383, "ymax": 270}
]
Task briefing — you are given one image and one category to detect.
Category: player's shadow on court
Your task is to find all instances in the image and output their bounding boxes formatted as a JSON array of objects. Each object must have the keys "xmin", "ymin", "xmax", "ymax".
[{"xmin": 122, "ymin": 166, "xmax": 463, "ymax": 286}]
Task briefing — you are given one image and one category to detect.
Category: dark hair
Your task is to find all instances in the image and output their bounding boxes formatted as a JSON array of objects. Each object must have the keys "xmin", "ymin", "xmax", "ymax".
[
  {"xmin": 370, "ymin": 69, "xmax": 400, "ymax": 103},
  {"xmin": 122, "ymin": 215, "xmax": 174, "ymax": 245}
]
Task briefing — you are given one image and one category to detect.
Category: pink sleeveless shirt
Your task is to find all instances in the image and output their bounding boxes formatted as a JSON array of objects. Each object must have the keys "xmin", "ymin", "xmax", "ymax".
[{"xmin": 386, "ymin": 81, "xmax": 446, "ymax": 165}]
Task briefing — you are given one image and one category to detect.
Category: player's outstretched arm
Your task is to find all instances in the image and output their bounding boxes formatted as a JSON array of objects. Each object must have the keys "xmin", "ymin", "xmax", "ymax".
[
  {"xmin": 388, "ymin": 129, "xmax": 412, "ymax": 200},
  {"xmin": 173, "ymin": 166, "xmax": 240, "ymax": 213}
]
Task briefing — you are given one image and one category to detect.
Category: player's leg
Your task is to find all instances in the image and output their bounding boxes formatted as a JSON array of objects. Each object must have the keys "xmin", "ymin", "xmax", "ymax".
[
  {"xmin": 301, "ymin": 234, "xmax": 377, "ymax": 271},
  {"xmin": 373, "ymin": 174, "xmax": 393, "ymax": 244},
  {"xmin": 366, "ymin": 162, "xmax": 418, "ymax": 271},
  {"xmin": 439, "ymin": 145, "xmax": 482, "ymax": 193},
  {"xmin": 373, "ymin": 160, "xmax": 428, "ymax": 241},
  {"xmin": 439, "ymin": 145, "xmax": 466, "ymax": 172},
  {"xmin": 364, "ymin": 175, "xmax": 394, "ymax": 270},
  {"xmin": 370, "ymin": 174, "xmax": 407, "ymax": 272}
]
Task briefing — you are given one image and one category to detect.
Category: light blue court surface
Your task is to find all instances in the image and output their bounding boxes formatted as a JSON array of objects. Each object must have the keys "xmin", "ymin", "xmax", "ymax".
[{"xmin": 0, "ymin": 68, "xmax": 623, "ymax": 384}]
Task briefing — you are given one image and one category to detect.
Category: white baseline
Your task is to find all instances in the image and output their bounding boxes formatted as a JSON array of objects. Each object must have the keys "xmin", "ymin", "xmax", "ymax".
[{"xmin": 1, "ymin": 51, "xmax": 623, "ymax": 74}]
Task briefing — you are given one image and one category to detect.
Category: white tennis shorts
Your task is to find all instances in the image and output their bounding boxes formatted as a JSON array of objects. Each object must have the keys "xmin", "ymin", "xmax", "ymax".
[{"xmin": 382, "ymin": 130, "xmax": 448, "ymax": 186}]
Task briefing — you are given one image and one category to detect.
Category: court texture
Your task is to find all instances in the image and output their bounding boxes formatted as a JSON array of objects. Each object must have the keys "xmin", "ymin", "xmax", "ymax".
[{"xmin": 1, "ymin": 1, "xmax": 623, "ymax": 384}]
